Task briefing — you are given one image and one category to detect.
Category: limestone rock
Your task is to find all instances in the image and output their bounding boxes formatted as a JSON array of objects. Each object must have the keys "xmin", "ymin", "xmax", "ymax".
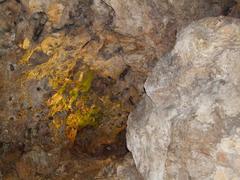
[{"xmin": 127, "ymin": 17, "xmax": 240, "ymax": 180}]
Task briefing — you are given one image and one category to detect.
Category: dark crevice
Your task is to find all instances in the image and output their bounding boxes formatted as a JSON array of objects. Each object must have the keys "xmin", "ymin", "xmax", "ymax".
[
  {"xmin": 31, "ymin": 12, "xmax": 48, "ymax": 41},
  {"xmin": 222, "ymin": 1, "xmax": 237, "ymax": 16}
]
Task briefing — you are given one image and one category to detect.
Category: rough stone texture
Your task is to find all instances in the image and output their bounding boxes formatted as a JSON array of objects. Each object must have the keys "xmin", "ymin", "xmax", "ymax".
[
  {"xmin": 16, "ymin": 146, "xmax": 61, "ymax": 179},
  {"xmin": 228, "ymin": 0, "xmax": 240, "ymax": 18},
  {"xmin": 0, "ymin": 0, "xmax": 240, "ymax": 179},
  {"xmin": 96, "ymin": 153, "xmax": 143, "ymax": 180},
  {"xmin": 127, "ymin": 17, "xmax": 240, "ymax": 180},
  {"xmin": 104, "ymin": 0, "xmax": 233, "ymax": 56}
]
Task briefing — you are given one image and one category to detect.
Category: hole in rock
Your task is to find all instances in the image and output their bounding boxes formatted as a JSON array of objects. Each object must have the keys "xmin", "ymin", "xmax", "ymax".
[
  {"xmin": 36, "ymin": 87, "xmax": 41, "ymax": 91},
  {"xmin": 8, "ymin": 96, "xmax": 13, "ymax": 101},
  {"xmin": 9, "ymin": 116, "xmax": 15, "ymax": 121}
]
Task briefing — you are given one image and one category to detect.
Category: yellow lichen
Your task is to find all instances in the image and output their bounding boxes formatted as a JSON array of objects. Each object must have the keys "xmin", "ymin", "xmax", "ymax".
[
  {"xmin": 18, "ymin": 35, "xmax": 63, "ymax": 65},
  {"xmin": 46, "ymin": 68, "xmax": 101, "ymax": 142},
  {"xmin": 40, "ymin": 36, "xmax": 63, "ymax": 55},
  {"xmin": 66, "ymin": 104, "xmax": 100, "ymax": 142},
  {"xmin": 78, "ymin": 70, "xmax": 94, "ymax": 93},
  {"xmin": 19, "ymin": 47, "xmax": 40, "ymax": 64},
  {"xmin": 18, "ymin": 31, "xmax": 129, "ymax": 144},
  {"xmin": 22, "ymin": 38, "xmax": 31, "ymax": 49}
]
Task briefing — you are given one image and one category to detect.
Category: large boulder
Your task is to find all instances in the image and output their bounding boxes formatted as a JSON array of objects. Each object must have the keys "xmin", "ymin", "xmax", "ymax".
[{"xmin": 127, "ymin": 17, "xmax": 240, "ymax": 180}]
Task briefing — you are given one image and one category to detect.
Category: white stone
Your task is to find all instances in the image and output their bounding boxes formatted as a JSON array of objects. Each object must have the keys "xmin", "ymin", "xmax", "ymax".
[{"xmin": 127, "ymin": 17, "xmax": 240, "ymax": 180}]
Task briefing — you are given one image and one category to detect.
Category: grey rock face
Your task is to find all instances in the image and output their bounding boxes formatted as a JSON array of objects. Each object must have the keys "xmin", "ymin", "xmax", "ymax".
[{"xmin": 127, "ymin": 17, "xmax": 240, "ymax": 180}]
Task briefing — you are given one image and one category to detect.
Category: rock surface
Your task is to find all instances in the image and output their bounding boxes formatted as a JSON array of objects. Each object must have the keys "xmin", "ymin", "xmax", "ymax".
[
  {"xmin": 0, "ymin": 0, "xmax": 240, "ymax": 179},
  {"xmin": 96, "ymin": 153, "xmax": 143, "ymax": 180},
  {"xmin": 127, "ymin": 17, "xmax": 240, "ymax": 180},
  {"xmin": 104, "ymin": 0, "xmax": 234, "ymax": 56}
]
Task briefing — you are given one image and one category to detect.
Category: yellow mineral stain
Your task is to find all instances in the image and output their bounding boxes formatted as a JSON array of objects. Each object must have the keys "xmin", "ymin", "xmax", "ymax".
[{"xmin": 22, "ymin": 38, "xmax": 31, "ymax": 49}]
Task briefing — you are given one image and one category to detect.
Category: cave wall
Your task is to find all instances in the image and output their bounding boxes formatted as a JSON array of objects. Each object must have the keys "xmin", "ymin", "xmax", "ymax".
[{"xmin": 0, "ymin": 0, "xmax": 239, "ymax": 179}]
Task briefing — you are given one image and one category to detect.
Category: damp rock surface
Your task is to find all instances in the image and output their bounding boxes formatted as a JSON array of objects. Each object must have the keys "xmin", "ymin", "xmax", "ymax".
[{"xmin": 127, "ymin": 17, "xmax": 240, "ymax": 180}]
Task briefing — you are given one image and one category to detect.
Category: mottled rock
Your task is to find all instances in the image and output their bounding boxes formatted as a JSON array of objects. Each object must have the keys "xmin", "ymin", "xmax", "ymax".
[
  {"xmin": 228, "ymin": 1, "xmax": 240, "ymax": 18},
  {"xmin": 0, "ymin": 0, "xmax": 21, "ymax": 55},
  {"xmin": 96, "ymin": 153, "xmax": 143, "ymax": 180},
  {"xmin": 0, "ymin": 0, "xmax": 239, "ymax": 179},
  {"xmin": 127, "ymin": 17, "xmax": 240, "ymax": 180},
  {"xmin": 16, "ymin": 146, "xmax": 60, "ymax": 179},
  {"xmin": 115, "ymin": 153, "xmax": 143, "ymax": 180},
  {"xmin": 21, "ymin": 0, "xmax": 78, "ymax": 29},
  {"xmin": 104, "ymin": 0, "xmax": 232, "ymax": 55}
]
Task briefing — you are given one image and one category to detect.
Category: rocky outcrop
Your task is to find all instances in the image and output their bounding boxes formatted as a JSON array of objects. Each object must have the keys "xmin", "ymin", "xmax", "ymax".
[
  {"xmin": 1, "ymin": 0, "xmax": 240, "ymax": 179},
  {"xmin": 127, "ymin": 17, "xmax": 240, "ymax": 180}
]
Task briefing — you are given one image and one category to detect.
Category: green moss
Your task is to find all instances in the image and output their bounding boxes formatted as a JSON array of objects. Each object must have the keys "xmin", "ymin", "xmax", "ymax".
[{"xmin": 69, "ymin": 87, "xmax": 79, "ymax": 108}]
